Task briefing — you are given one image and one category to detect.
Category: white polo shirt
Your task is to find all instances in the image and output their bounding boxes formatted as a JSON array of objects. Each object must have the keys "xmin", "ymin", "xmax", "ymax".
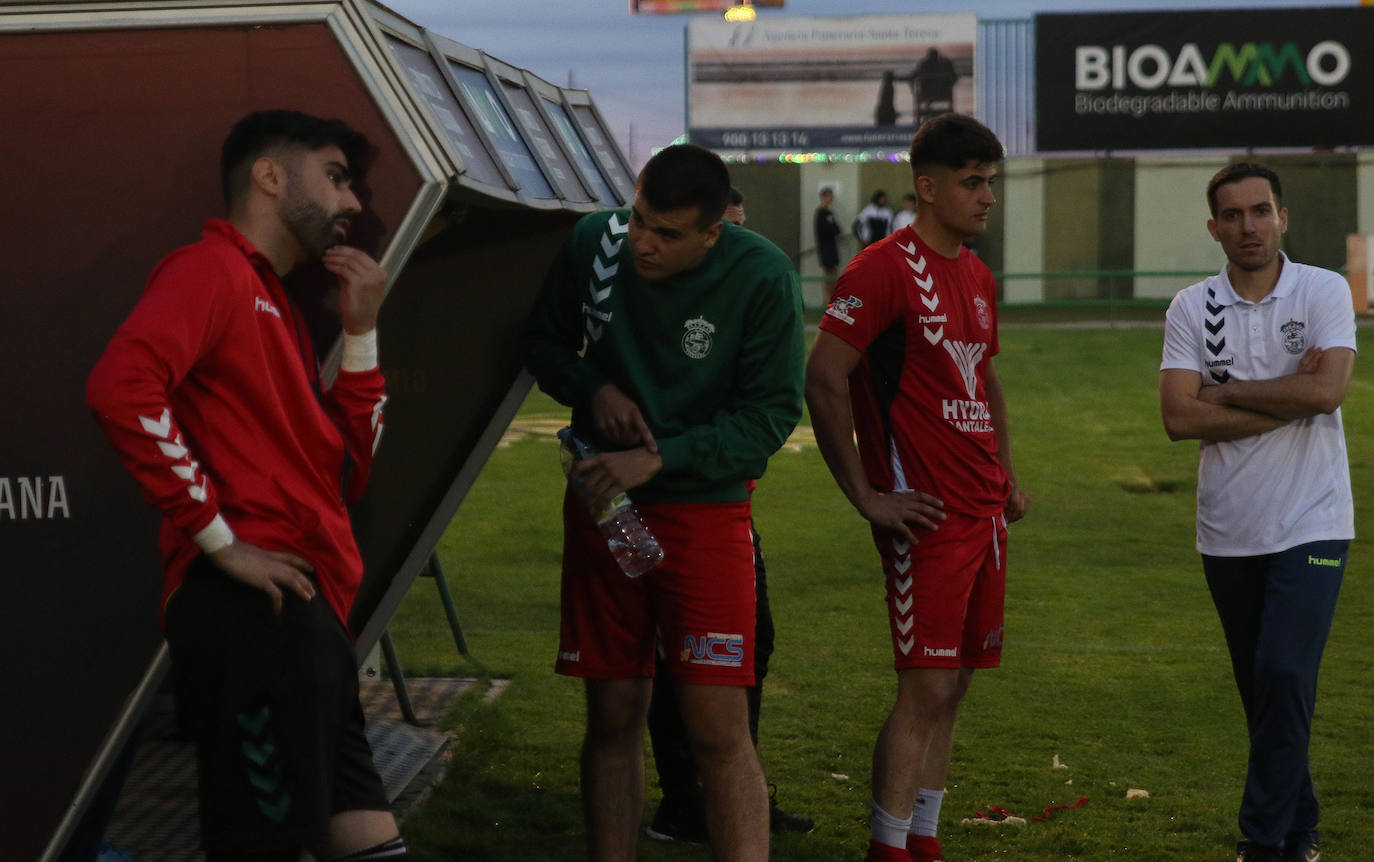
[{"xmin": 1161, "ymin": 252, "xmax": 1356, "ymax": 556}]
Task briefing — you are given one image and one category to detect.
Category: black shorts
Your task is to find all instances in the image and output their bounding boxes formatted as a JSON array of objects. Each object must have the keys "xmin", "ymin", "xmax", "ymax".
[{"xmin": 165, "ymin": 557, "xmax": 390, "ymax": 855}]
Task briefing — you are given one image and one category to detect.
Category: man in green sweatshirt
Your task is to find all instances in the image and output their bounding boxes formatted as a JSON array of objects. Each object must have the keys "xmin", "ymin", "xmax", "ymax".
[{"xmin": 521, "ymin": 144, "xmax": 804, "ymax": 862}]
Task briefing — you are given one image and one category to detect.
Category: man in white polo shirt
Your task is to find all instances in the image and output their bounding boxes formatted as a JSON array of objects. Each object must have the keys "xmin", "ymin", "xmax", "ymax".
[{"xmin": 1160, "ymin": 162, "xmax": 1355, "ymax": 862}]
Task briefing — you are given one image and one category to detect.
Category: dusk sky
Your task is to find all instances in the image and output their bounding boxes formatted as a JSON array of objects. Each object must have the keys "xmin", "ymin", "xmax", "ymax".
[{"xmin": 385, "ymin": 0, "xmax": 1358, "ymax": 166}]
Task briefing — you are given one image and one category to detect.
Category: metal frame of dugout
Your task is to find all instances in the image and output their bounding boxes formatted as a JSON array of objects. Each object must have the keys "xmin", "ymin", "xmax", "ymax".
[{"xmin": 0, "ymin": 1, "xmax": 633, "ymax": 858}]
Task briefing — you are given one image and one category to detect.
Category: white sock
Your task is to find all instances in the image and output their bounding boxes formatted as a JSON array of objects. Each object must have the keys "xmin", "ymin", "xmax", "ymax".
[
  {"xmin": 909, "ymin": 787, "xmax": 945, "ymax": 837},
  {"xmin": 871, "ymin": 798, "xmax": 913, "ymax": 849}
]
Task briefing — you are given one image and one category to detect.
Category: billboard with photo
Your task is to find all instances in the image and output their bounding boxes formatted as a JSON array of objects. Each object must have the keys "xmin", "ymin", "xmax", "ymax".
[
  {"xmin": 689, "ymin": 14, "xmax": 976, "ymax": 151},
  {"xmin": 1036, "ymin": 8, "xmax": 1374, "ymax": 152}
]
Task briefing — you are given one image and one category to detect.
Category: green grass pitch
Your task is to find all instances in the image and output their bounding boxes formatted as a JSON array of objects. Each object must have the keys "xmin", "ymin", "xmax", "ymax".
[{"xmin": 389, "ymin": 324, "xmax": 1373, "ymax": 861}]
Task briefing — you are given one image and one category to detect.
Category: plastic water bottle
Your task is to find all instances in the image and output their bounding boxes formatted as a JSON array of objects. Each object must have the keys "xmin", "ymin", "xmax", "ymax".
[{"xmin": 558, "ymin": 427, "xmax": 664, "ymax": 578}]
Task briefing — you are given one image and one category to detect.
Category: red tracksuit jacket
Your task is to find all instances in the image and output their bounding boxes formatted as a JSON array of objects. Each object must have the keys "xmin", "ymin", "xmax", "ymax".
[{"xmin": 86, "ymin": 219, "xmax": 386, "ymax": 629}]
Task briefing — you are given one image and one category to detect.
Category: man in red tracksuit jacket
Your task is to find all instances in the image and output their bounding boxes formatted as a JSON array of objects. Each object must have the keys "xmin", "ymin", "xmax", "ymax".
[{"xmin": 87, "ymin": 110, "xmax": 405, "ymax": 862}]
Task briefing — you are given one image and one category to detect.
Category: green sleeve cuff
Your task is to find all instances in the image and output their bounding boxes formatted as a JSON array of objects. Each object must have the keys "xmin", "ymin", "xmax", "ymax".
[{"xmin": 655, "ymin": 435, "xmax": 692, "ymax": 474}]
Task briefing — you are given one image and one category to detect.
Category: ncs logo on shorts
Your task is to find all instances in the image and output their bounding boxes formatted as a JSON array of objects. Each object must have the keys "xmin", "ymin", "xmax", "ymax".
[{"xmin": 681, "ymin": 632, "xmax": 745, "ymax": 667}]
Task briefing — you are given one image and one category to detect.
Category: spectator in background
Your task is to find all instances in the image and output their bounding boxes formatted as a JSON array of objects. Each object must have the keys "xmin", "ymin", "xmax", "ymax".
[
  {"xmin": 893, "ymin": 193, "xmax": 917, "ymax": 233},
  {"xmin": 856, "ymin": 190, "xmax": 893, "ymax": 248},
  {"xmin": 724, "ymin": 185, "xmax": 746, "ymax": 227},
  {"xmin": 815, "ymin": 187, "xmax": 842, "ymax": 294}
]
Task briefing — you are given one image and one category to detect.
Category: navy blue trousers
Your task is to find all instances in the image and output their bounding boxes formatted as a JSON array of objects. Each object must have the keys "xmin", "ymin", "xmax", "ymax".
[{"xmin": 1203, "ymin": 540, "xmax": 1347, "ymax": 849}]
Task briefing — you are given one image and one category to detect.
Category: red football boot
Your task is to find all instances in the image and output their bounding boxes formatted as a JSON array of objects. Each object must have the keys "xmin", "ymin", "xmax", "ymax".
[
  {"xmin": 866, "ymin": 838, "xmax": 915, "ymax": 862},
  {"xmin": 907, "ymin": 834, "xmax": 943, "ymax": 862}
]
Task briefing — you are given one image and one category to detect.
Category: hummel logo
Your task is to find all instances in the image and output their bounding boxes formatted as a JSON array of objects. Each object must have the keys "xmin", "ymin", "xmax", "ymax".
[
  {"xmin": 138, "ymin": 408, "xmax": 172, "ymax": 439},
  {"xmin": 585, "ymin": 218, "xmax": 624, "ymax": 343},
  {"xmin": 254, "ymin": 297, "xmax": 281, "ymax": 318}
]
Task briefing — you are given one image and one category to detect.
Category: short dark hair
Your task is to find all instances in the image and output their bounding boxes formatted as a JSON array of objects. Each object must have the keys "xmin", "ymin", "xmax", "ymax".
[
  {"xmin": 637, "ymin": 144, "xmax": 730, "ymax": 228},
  {"xmin": 871, "ymin": 189, "xmax": 887, "ymax": 204},
  {"xmin": 908, "ymin": 113, "xmax": 1003, "ymax": 172},
  {"xmin": 1206, "ymin": 162, "xmax": 1282, "ymax": 217},
  {"xmin": 220, "ymin": 109, "xmax": 372, "ymax": 208}
]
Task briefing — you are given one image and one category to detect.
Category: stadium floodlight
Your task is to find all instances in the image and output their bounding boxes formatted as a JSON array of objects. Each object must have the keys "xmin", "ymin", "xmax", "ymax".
[{"xmin": 724, "ymin": 0, "xmax": 755, "ymax": 22}]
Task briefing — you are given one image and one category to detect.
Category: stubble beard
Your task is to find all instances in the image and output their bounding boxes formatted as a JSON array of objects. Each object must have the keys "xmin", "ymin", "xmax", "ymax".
[
  {"xmin": 281, "ymin": 181, "xmax": 344, "ymax": 261},
  {"xmin": 1229, "ymin": 242, "xmax": 1278, "ymax": 273}
]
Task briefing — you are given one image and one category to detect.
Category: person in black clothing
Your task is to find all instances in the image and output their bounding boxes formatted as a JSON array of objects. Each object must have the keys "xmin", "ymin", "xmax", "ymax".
[{"xmin": 815, "ymin": 187, "xmax": 842, "ymax": 294}]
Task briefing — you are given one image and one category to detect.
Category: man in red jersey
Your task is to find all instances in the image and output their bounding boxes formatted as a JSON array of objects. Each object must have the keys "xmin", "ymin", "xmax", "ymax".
[
  {"xmin": 87, "ymin": 110, "xmax": 405, "ymax": 862},
  {"xmin": 805, "ymin": 113, "xmax": 1029, "ymax": 862}
]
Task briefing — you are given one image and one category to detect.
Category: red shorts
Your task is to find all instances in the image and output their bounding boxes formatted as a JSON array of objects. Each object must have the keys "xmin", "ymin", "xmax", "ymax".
[
  {"xmin": 873, "ymin": 511, "xmax": 1007, "ymax": 669},
  {"xmin": 556, "ymin": 490, "xmax": 756, "ymax": 686}
]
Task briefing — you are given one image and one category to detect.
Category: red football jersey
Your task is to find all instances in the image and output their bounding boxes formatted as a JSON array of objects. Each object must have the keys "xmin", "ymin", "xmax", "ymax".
[
  {"xmin": 87, "ymin": 220, "xmax": 386, "ymax": 628},
  {"xmin": 818, "ymin": 227, "xmax": 1008, "ymax": 517}
]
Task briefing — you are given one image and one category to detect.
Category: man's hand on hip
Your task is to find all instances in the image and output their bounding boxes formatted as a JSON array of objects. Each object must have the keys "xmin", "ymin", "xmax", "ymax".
[
  {"xmin": 207, "ymin": 540, "xmax": 316, "ymax": 615},
  {"xmin": 856, "ymin": 490, "xmax": 945, "ymax": 545}
]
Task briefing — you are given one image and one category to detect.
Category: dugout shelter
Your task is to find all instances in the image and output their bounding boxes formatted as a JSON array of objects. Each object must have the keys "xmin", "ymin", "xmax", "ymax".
[{"xmin": 0, "ymin": 1, "xmax": 633, "ymax": 857}]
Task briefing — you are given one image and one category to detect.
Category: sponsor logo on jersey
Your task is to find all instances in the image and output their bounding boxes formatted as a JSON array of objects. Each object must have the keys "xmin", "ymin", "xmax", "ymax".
[
  {"xmin": 923, "ymin": 645, "xmax": 959, "ymax": 658},
  {"xmin": 681, "ymin": 316, "xmax": 716, "ymax": 359},
  {"xmin": 825, "ymin": 295, "xmax": 863, "ymax": 325},
  {"xmin": 681, "ymin": 631, "xmax": 745, "ymax": 667},
  {"xmin": 1205, "ymin": 357, "xmax": 1234, "ymax": 368},
  {"xmin": 982, "ymin": 626, "xmax": 1004, "ymax": 650},
  {"xmin": 943, "ymin": 339, "xmax": 987, "ymax": 400},
  {"xmin": 0, "ymin": 475, "xmax": 71, "ymax": 520},
  {"xmin": 1281, "ymin": 319, "xmax": 1306, "ymax": 354},
  {"xmin": 254, "ymin": 296, "xmax": 281, "ymax": 318},
  {"xmin": 973, "ymin": 295, "xmax": 991, "ymax": 330}
]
